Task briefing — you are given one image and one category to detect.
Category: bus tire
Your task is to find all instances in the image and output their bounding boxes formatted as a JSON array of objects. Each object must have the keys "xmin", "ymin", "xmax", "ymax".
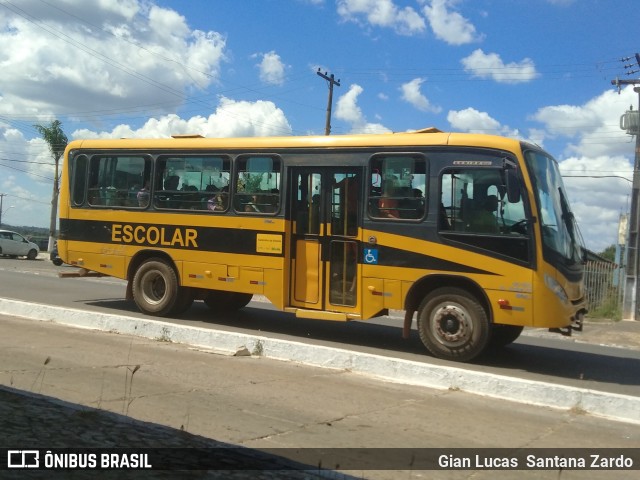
[
  {"xmin": 203, "ymin": 291, "xmax": 253, "ymax": 312},
  {"xmin": 489, "ymin": 324, "xmax": 524, "ymax": 348},
  {"xmin": 171, "ymin": 287, "xmax": 195, "ymax": 315},
  {"xmin": 132, "ymin": 259, "xmax": 179, "ymax": 316},
  {"xmin": 417, "ymin": 287, "xmax": 490, "ymax": 362}
]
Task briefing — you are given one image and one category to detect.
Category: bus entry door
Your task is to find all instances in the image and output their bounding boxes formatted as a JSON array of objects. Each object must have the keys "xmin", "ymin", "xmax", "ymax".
[{"xmin": 290, "ymin": 168, "xmax": 361, "ymax": 312}]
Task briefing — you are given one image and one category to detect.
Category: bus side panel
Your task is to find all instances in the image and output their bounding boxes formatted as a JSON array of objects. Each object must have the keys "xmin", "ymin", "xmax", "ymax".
[
  {"xmin": 484, "ymin": 288, "xmax": 533, "ymax": 327},
  {"xmin": 182, "ymin": 262, "xmax": 229, "ymax": 290},
  {"xmin": 182, "ymin": 261, "xmax": 265, "ymax": 295},
  {"xmin": 361, "ymin": 277, "xmax": 385, "ymax": 320},
  {"xmin": 65, "ymin": 240, "xmax": 126, "ymax": 279},
  {"xmin": 263, "ymin": 268, "xmax": 285, "ymax": 310},
  {"xmin": 531, "ymin": 264, "xmax": 586, "ymax": 329},
  {"xmin": 238, "ymin": 266, "xmax": 264, "ymax": 295},
  {"xmin": 383, "ymin": 279, "xmax": 403, "ymax": 310}
]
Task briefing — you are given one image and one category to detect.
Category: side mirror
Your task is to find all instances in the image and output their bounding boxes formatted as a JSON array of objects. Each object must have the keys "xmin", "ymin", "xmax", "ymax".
[{"xmin": 505, "ymin": 167, "xmax": 521, "ymax": 203}]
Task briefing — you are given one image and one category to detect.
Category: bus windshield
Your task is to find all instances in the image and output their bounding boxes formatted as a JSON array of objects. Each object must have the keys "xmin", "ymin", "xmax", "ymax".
[{"xmin": 524, "ymin": 149, "xmax": 583, "ymax": 265}]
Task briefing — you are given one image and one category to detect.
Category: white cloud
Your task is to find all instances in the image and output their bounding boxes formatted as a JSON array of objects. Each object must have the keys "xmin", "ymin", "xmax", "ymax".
[
  {"xmin": 461, "ymin": 49, "xmax": 538, "ymax": 83},
  {"xmin": 559, "ymin": 155, "xmax": 632, "ymax": 252},
  {"xmin": 72, "ymin": 97, "xmax": 292, "ymax": 139},
  {"xmin": 447, "ymin": 107, "xmax": 505, "ymax": 134},
  {"xmin": 399, "ymin": 78, "xmax": 441, "ymax": 113},
  {"xmin": 0, "ymin": 127, "xmax": 53, "ymax": 228},
  {"xmin": 0, "ymin": 0, "xmax": 227, "ymax": 118},
  {"xmin": 544, "ymin": 89, "xmax": 637, "ymax": 252},
  {"xmin": 528, "ymin": 86, "xmax": 636, "ymax": 251},
  {"xmin": 336, "ymin": 85, "xmax": 365, "ymax": 124},
  {"xmin": 337, "ymin": 0, "xmax": 426, "ymax": 35},
  {"xmin": 421, "ymin": 0, "xmax": 483, "ymax": 45},
  {"xmin": 335, "ymin": 84, "xmax": 391, "ymax": 134},
  {"xmin": 532, "ymin": 86, "xmax": 636, "ymax": 158},
  {"xmin": 254, "ymin": 51, "xmax": 288, "ymax": 86}
]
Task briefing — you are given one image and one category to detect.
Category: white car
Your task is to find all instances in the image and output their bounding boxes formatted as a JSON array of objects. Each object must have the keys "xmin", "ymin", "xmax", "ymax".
[{"xmin": 0, "ymin": 229, "xmax": 40, "ymax": 260}]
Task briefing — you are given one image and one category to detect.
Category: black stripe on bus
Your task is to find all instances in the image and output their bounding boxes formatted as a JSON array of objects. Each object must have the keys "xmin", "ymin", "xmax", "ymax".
[
  {"xmin": 60, "ymin": 218, "xmax": 497, "ymax": 275},
  {"xmin": 59, "ymin": 219, "xmax": 284, "ymax": 257},
  {"xmin": 365, "ymin": 244, "xmax": 498, "ymax": 276}
]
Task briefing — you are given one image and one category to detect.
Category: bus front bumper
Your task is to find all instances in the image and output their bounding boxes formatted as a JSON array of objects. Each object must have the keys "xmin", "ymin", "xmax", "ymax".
[{"xmin": 549, "ymin": 309, "xmax": 586, "ymax": 337}]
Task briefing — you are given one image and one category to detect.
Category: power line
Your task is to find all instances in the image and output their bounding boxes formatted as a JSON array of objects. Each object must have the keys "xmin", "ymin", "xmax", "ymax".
[
  {"xmin": 562, "ymin": 175, "xmax": 632, "ymax": 183},
  {"xmin": 0, "ymin": 162, "xmax": 55, "ymax": 181},
  {"xmin": 0, "ymin": 157, "xmax": 54, "ymax": 166},
  {"xmin": 1, "ymin": 192, "xmax": 50, "ymax": 206}
]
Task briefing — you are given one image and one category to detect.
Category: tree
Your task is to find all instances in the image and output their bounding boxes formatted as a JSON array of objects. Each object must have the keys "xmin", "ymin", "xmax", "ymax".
[
  {"xmin": 598, "ymin": 244, "xmax": 616, "ymax": 263},
  {"xmin": 33, "ymin": 120, "xmax": 68, "ymax": 252}
]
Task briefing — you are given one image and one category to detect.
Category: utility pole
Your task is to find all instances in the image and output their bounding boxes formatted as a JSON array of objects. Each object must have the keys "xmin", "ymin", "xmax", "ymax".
[
  {"xmin": 317, "ymin": 69, "xmax": 341, "ymax": 135},
  {"xmin": 612, "ymin": 53, "xmax": 640, "ymax": 320}
]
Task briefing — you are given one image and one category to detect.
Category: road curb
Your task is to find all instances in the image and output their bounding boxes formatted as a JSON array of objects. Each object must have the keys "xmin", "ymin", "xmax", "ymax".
[{"xmin": 1, "ymin": 296, "xmax": 639, "ymax": 425}]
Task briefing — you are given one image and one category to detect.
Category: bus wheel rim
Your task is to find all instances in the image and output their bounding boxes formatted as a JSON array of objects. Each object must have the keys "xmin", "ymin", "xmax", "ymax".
[
  {"xmin": 431, "ymin": 303, "xmax": 471, "ymax": 347},
  {"xmin": 141, "ymin": 271, "xmax": 167, "ymax": 305}
]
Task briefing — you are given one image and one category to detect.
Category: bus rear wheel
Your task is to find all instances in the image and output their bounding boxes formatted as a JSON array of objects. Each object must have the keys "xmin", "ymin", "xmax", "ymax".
[
  {"xmin": 417, "ymin": 287, "xmax": 490, "ymax": 362},
  {"xmin": 132, "ymin": 259, "xmax": 179, "ymax": 316},
  {"xmin": 203, "ymin": 290, "xmax": 252, "ymax": 312},
  {"xmin": 172, "ymin": 287, "xmax": 195, "ymax": 315}
]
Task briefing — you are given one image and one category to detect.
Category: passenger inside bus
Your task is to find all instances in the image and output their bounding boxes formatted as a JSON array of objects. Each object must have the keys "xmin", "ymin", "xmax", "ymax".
[
  {"xmin": 159, "ymin": 175, "xmax": 180, "ymax": 208},
  {"xmin": 207, "ymin": 193, "xmax": 226, "ymax": 211},
  {"xmin": 164, "ymin": 175, "xmax": 180, "ymax": 191},
  {"xmin": 469, "ymin": 195, "xmax": 500, "ymax": 233},
  {"xmin": 244, "ymin": 195, "xmax": 261, "ymax": 212},
  {"xmin": 137, "ymin": 182, "xmax": 150, "ymax": 207},
  {"xmin": 378, "ymin": 181, "xmax": 399, "ymax": 218}
]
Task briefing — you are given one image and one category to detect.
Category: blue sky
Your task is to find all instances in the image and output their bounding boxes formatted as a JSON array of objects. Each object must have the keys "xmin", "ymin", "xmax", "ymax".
[{"xmin": 1, "ymin": 0, "xmax": 639, "ymax": 252}]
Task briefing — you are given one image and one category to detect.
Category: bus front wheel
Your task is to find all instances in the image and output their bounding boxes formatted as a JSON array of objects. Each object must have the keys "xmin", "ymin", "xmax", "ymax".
[
  {"xmin": 132, "ymin": 259, "xmax": 179, "ymax": 316},
  {"xmin": 417, "ymin": 287, "xmax": 490, "ymax": 362}
]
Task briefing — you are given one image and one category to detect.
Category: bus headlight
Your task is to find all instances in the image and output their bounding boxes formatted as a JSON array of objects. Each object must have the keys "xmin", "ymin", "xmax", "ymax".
[{"xmin": 544, "ymin": 274, "xmax": 568, "ymax": 304}]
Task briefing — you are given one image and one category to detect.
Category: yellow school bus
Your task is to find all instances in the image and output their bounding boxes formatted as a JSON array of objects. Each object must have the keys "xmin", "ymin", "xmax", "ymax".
[{"xmin": 58, "ymin": 129, "xmax": 587, "ymax": 362}]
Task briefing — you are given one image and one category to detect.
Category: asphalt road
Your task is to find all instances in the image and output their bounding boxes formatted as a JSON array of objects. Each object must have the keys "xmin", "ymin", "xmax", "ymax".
[{"xmin": 1, "ymin": 256, "xmax": 639, "ymax": 399}]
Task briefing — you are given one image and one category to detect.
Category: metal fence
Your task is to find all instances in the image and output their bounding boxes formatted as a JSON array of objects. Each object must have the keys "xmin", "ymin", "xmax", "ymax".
[{"xmin": 584, "ymin": 259, "xmax": 623, "ymax": 316}]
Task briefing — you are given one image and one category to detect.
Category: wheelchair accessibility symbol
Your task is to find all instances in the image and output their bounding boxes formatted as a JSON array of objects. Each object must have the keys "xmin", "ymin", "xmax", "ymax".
[{"xmin": 364, "ymin": 248, "xmax": 378, "ymax": 265}]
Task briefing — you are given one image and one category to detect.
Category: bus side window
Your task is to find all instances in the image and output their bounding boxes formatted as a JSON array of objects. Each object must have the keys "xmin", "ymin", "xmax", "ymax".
[
  {"xmin": 71, "ymin": 155, "xmax": 88, "ymax": 206},
  {"xmin": 87, "ymin": 155, "xmax": 148, "ymax": 208},
  {"xmin": 368, "ymin": 154, "xmax": 427, "ymax": 220},
  {"xmin": 234, "ymin": 156, "xmax": 281, "ymax": 214},
  {"xmin": 440, "ymin": 168, "xmax": 526, "ymax": 236},
  {"xmin": 154, "ymin": 156, "xmax": 230, "ymax": 211}
]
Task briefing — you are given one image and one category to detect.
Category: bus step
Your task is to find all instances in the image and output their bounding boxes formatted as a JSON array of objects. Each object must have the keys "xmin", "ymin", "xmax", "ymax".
[{"xmin": 287, "ymin": 308, "xmax": 348, "ymax": 322}]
